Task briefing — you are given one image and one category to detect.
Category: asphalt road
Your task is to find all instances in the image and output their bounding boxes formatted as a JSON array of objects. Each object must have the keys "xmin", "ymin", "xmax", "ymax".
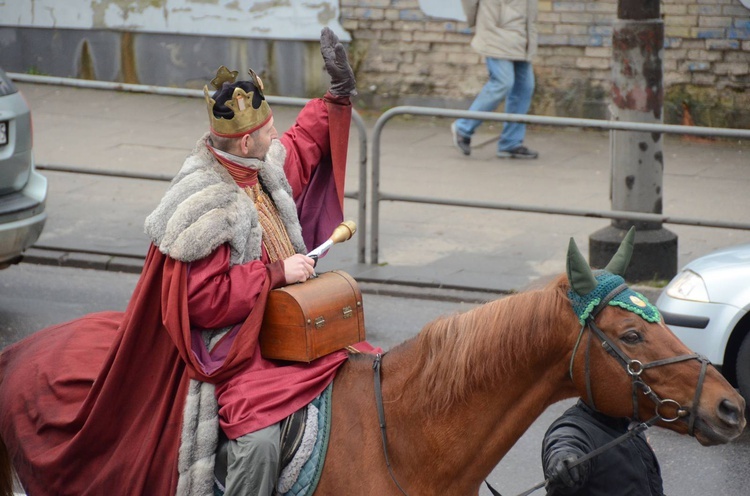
[{"xmin": 1, "ymin": 262, "xmax": 749, "ymax": 495}]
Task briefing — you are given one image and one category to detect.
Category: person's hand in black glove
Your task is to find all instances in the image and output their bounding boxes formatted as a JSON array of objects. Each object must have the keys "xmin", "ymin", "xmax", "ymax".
[
  {"xmin": 545, "ymin": 453, "xmax": 589, "ymax": 493},
  {"xmin": 320, "ymin": 27, "xmax": 357, "ymax": 97}
]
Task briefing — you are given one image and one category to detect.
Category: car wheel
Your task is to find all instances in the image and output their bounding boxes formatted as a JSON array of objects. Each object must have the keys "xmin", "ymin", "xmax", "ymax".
[{"xmin": 736, "ymin": 332, "xmax": 750, "ymax": 415}]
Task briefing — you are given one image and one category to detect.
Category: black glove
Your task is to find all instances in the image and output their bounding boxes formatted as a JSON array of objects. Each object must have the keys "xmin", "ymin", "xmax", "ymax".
[
  {"xmin": 320, "ymin": 27, "xmax": 357, "ymax": 97},
  {"xmin": 546, "ymin": 453, "xmax": 589, "ymax": 492}
]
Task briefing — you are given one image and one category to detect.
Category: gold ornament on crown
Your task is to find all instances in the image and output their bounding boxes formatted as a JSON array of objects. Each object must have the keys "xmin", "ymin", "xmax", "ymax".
[{"xmin": 203, "ymin": 65, "xmax": 272, "ymax": 138}]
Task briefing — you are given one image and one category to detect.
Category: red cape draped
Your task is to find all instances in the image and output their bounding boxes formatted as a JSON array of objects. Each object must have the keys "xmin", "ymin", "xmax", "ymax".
[{"xmin": 0, "ymin": 249, "xmax": 201, "ymax": 494}]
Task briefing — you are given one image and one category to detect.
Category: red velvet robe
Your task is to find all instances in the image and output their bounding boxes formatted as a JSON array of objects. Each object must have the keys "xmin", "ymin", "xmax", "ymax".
[{"xmin": 0, "ymin": 94, "xmax": 363, "ymax": 494}]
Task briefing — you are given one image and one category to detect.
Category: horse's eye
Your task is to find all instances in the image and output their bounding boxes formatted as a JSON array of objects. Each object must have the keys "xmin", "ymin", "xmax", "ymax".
[{"xmin": 621, "ymin": 330, "xmax": 643, "ymax": 344}]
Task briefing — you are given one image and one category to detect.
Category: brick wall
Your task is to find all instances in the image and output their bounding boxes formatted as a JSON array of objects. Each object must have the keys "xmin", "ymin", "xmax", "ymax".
[{"xmin": 341, "ymin": 0, "xmax": 750, "ymax": 127}]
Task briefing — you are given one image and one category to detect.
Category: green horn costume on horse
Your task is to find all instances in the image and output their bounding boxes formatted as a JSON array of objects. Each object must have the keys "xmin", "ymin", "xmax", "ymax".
[{"xmin": 566, "ymin": 227, "xmax": 660, "ymax": 326}]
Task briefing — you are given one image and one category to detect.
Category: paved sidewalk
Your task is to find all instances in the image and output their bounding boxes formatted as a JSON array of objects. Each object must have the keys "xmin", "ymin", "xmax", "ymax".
[{"xmin": 17, "ymin": 81, "xmax": 750, "ymax": 301}]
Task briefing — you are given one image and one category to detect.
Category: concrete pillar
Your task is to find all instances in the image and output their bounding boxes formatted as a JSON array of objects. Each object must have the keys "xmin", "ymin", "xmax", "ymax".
[{"xmin": 589, "ymin": 0, "xmax": 677, "ymax": 282}]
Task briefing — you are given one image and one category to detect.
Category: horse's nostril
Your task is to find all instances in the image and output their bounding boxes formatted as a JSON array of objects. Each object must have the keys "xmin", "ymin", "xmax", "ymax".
[{"xmin": 718, "ymin": 398, "xmax": 742, "ymax": 426}]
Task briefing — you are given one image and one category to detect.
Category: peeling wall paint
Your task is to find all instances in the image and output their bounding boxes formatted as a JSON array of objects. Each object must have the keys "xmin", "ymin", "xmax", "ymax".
[
  {"xmin": 612, "ymin": 20, "xmax": 664, "ymax": 120},
  {"xmin": 418, "ymin": 1, "xmax": 465, "ymax": 21},
  {"xmin": 0, "ymin": 0, "xmax": 349, "ymax": 41}
]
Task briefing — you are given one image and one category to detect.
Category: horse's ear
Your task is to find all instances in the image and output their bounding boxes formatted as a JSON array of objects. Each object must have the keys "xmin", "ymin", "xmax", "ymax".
[
  {"xmin": 567, "ymin": 237, "xmax": 597, "ymax": 296},
  {"xmin": 603, "ymin": 226, "xmax": 636, "ymax": 276}
]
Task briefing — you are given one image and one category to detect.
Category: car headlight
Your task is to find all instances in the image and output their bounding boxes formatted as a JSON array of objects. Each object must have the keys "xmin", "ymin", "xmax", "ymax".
[{"xmin": 665, "ymin": 269, "xmax": 710, "ymax": 302}]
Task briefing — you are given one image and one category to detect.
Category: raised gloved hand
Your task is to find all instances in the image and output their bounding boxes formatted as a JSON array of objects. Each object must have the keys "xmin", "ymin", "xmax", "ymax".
[
  {"xmin": 320, "ymin": 27, "xmax": 357, "ymax": 97},
  {"xmin": 545, "ymin": 453, "xmax": 589, "ymax": 493}
]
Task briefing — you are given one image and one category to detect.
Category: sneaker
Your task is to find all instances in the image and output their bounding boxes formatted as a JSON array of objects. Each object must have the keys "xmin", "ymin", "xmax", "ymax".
[
  {"xmin": 497, "ymin": 145, "xmax": 539, "ymax": 159},
  {"xmin": 451, "ymin": 122, "xmax": 471, "ymax": 156}
]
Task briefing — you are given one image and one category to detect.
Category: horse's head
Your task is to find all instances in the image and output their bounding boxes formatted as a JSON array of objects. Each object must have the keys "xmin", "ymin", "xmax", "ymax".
[{"xmin": 566, "ymin": 228, "xmax": 746, "ymax": 446}]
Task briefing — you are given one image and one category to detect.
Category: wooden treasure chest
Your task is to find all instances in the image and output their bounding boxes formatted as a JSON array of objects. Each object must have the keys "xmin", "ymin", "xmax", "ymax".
[{"xmin": 259, "ymin": 270, "xmax": 365, "ymax": 362}]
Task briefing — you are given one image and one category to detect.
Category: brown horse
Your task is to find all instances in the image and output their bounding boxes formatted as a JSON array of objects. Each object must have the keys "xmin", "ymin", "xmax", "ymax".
[
  {"xmin": 313, "ymin": 233, "xmax": 746, "ymax": 495},
  {"xmin": 0, "ymin": 232, "xmax": 746, "ymax": 495},
  {"xmin": 311, "ymin": 277, "xmax": 745, "ymax": 495}
]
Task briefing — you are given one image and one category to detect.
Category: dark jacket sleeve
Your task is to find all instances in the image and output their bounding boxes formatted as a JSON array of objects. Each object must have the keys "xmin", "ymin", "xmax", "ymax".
[
  {"xmin": 542, "ymin": 403, "xmax": 664, "ymax": 496},
  {"xmin": 541, "ymin": 411, "xmax": 596, "ymax": 493}
]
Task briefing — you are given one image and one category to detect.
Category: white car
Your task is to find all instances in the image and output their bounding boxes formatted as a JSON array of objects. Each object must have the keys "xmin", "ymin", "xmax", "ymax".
[
  {"xmin": 0, "ymin": 68, "xmax": 47, "ymax": 269},
  {"xmin": 656, "ymin": 244, "xmax": 750, "ymax": 406}
]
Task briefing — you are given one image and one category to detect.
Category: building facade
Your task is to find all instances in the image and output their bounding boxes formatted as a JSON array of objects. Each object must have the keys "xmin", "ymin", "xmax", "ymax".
[{"xmin": 1, "ymin": 0, "xmax": 748, "ymax": 127}]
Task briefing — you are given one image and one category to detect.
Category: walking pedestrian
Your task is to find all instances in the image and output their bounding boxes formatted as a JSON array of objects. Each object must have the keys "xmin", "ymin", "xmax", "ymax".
[{"xmin": 452, "ymin": 0, "xmax": 539, "ymax": 159}]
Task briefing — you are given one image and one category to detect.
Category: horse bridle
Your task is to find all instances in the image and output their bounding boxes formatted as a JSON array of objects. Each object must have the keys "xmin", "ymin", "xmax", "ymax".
[
  {"xmin": 569, "ymin": 282, "xmax": 711, "ymax": 435},
  {"xmin": 372, "ymin": 283, "xmax": 713, "ymax": 496}
]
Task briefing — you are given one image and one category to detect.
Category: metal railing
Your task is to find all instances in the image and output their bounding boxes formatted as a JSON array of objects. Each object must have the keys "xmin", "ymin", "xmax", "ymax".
[
  {"xmin": 369, "ymin": 107, "xmax": 750, "ymax": 264},
  {"xmin": 10, "ymin": 73, "xmax": 369, "ymax": 263},
  {"xmin": 11, "ymin": 73, "xmax": 750, "ymax": 269}
]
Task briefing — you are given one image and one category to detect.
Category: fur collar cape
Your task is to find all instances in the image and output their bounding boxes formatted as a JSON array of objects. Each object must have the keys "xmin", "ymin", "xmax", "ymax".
[{"xmin": 144, "ymin": 133, "xmax": 307, "ymax": 266}]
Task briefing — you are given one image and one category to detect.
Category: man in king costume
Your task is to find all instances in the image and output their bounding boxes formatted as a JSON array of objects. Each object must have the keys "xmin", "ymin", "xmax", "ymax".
[{"xmin": 0, "ymin": 28, "xmax": 371, "ymax": 495}]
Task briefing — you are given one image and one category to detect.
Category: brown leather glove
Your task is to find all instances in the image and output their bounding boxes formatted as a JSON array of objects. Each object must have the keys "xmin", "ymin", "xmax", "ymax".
[{"xmin": 320, "ymin": 27, "xmax": 357, "ymax": 97}]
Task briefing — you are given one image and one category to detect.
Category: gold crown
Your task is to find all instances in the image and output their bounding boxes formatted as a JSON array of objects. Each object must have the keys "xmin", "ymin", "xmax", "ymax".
[{"xmin": 203, "ymin": 66, "xmax": 272, "ymax": 137}]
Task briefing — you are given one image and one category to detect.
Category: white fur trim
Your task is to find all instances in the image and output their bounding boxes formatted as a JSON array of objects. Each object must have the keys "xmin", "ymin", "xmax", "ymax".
[{"xmin": 144, "ymin": 134, "xmax": 305, "ymax": 264}]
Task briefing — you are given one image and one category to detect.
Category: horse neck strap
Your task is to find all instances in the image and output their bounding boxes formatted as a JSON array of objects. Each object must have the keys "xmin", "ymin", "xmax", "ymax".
[
  {"xmin": 569, "ymin": 324, "xmax": 587, "ymax": 381},
  {"xmin": 373, "ymin": 354, "xmax": 507, "ymax": 496},
  {"xmin": 372, "ymin": 354, "xmax": 410, "ymax": 496}
]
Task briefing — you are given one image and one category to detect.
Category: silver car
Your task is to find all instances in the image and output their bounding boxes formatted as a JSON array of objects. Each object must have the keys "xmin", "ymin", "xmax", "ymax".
[
  {"xmin": 0, "ymin": 68, "xmax": 47, "ymax": 269},
  {"xmin": 656, "ymin": 244, "xmax": 750, "ymax": 405}
]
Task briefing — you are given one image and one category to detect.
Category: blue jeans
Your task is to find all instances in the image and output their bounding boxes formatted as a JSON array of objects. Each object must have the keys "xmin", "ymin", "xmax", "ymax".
[{"xmin": 454, "ymin": 58, "xmax": 535, "ymax": 152}]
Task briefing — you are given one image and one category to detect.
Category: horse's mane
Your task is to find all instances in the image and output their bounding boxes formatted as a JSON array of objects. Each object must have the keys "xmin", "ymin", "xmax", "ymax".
[{"xmin": 408, "ymin": 274, "xmax": 576, "ymax": 414}]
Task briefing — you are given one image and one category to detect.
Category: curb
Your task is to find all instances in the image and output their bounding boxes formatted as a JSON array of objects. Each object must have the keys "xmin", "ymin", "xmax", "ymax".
[
  {"xmin": 21, "ymin": 247, "xmax": 663, "ymax": 305},
  {"xmin": 22, "ymin": 247, "xmax": 145, "ymax": 274},
  {"xmin": 20, "ymin": 247, "xmax": 509, "ymax": 304}
]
